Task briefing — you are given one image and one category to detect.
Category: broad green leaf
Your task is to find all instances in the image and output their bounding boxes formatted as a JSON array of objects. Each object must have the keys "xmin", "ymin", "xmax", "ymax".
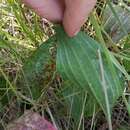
[
  {"xmin": 61, "ymin": 80, "xmax": 99, "ymax": 122},
  {"xmin": 56, "ymin": 26, "xmax": 124, "ymax": 117},
  {"xmin": 22, "ymin": 37, "xmax": 54, "ymax": 99},
  {"xmin": 61, "ymin": 81, "xmax": 86, "ymax": 123}
]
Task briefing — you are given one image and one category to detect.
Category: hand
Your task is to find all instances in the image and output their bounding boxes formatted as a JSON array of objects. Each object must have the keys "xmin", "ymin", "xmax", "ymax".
[{"xmin": 22, "ymin": 0, "xmax": 96, "ymax": 37}]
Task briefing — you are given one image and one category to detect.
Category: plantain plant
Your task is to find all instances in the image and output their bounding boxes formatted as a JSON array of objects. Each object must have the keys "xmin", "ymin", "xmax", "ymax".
[
  {"xmin": 21, "ymin": 2, "xmax": 130, "ymax": 129},
  {"xmin": 1, "ymin": 0, "xmax": 130, "ymax": 129}
]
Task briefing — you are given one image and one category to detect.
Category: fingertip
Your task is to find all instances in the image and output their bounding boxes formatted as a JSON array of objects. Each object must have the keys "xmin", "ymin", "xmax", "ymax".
[
  {"xmin": 63, "ymin": 0, "xmax": 97, "ymax": 37},
  {"xmin": 63, "ymin": 14, "xmax": 81, "ymax": 37},
  {"xmin": 63, "ymin": 22, "xmax": 81, "ymax": 38},
  {"xmin": 64, "ymin": 25, "xmax": 80, "ymax": 37}
]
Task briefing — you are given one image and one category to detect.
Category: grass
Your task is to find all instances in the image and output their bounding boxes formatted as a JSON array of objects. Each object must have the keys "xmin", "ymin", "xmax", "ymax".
[{"xmin": 0, "ymin": 0, "xmax": 130, "ymax": 130}]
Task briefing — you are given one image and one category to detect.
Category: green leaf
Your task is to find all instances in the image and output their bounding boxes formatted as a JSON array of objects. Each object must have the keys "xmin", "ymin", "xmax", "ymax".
[
  {"xmin": 56, "ymin": 26, "xmax": 124, "ymax": 118},
  {"xmin": 61, "ymin": 81, "xmax": 86, "ymax": 122},
  {"xmin": 21, "ymin": 37, "xmax": 55, "ymax": 99},
  {"xmin": 61, "ymin": 80, "xmax": 99, "ymax": 122}
]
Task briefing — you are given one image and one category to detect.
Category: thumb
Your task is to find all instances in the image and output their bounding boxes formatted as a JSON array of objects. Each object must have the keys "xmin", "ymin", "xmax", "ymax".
[{"xmin": 63, "ymin": 0, "xmax": 96, "ymax": 37}]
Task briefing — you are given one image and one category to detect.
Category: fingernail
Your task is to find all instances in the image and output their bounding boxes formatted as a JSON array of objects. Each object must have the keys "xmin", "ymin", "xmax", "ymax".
[{"xmin": 74, "ymin": 29, "xmax": 80, "ymax": 36}]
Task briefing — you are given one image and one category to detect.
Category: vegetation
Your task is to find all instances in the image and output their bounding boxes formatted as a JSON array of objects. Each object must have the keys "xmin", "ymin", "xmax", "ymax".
[{"xmin": 0, "ymin": 0, "xmax": 130, "ymax": 129}]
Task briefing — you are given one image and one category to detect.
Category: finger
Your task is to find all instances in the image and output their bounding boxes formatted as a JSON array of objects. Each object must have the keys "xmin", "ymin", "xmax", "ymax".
[
  {"xmin": 63, "ymin": 0, "xmax": 96, "ymax": 37},
  {"xmin": 22, "ymin": 0, "xmax": 64, "ymax": 22}
]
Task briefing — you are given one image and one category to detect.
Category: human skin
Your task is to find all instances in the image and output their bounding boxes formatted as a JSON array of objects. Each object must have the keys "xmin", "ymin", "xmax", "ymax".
[{"xmin": 22, "ymin": 0, "xmax": 97, "ymax": 37}]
